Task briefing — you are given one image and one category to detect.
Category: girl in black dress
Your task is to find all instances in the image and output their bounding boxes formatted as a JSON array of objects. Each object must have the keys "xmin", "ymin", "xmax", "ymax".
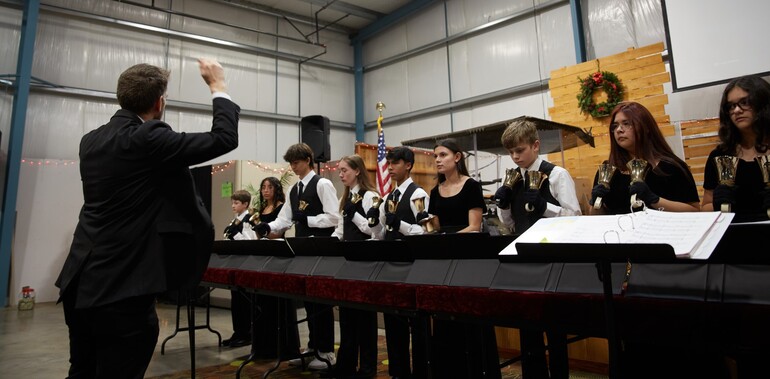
[
  {"xmin": 702, "ymin": 75, "xmax": 770, "ymax": 222},
  {"xmin": 248, "ymin": 177, "xmax": 300, "ymax": 359},
  {"xmin": 425, "ymin": 139, "xmax": 500, "ymax": 379},
  {"xmin": 590, "ymin": 101, "xmax": 700, "ymax": 215},
  {"xmin": 425, "ymin": 138, "xmax": 486, "ymax": 233}
]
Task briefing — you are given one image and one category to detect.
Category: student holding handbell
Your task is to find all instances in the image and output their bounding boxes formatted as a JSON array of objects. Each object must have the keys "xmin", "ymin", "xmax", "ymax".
[
  {"xmin": 493, "ymin": 119, "xmax": 580, "ymax": 379},
  {"xmin": 589, "ymin": 101, "xmax": 700, "ymax": 215},
  {"xmin": 328, "ymin": 155, "xmax": 382, "ymax": 378},
  {"xmin": 702, "ymin": 75, "xmax": 770, "ymax": 223},
  {"xmin": 374, "ymin": 146, "xmax": 430, "ymax": 379},
  {"xmin": 588, "ymin": 102, "xmax": 727, "ymax": 379}
]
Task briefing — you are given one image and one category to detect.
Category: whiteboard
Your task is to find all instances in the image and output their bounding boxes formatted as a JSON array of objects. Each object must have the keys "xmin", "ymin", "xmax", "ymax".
[{"xmin": 663, "ymin": 0, "xmax": 770, "ymax": 90}]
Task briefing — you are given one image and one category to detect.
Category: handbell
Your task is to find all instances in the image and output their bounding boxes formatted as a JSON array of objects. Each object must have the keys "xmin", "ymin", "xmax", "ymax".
[
  {"xmin": 755, "ymin": 155, "xmax": 770, "ymax": 218},
  {"xmin": 385, "ymin": 199, "xmax": 397, "ymax": 231},
  {"xmin": 223, "ymin": 217, "xmax": 241, "ymax": 239},
  {"xmin": 298, "ymin": 200, "xmax": 309, "ymax": 211},
  {"xmin": 369, "ymin": 196, "xmax": 383, "ymax": 226},
  {"xmin": 626, "ymin": 158, "xmax": 649, "ymax": 208},
  {"xmin": 502, "ymin": 168, "xmax": 523, "ymax": 189},
  {"xmin": 413, "ymin": 197, "xmax": 434, "ymax": 233},
  {"xmin": 524, "ymin": 171, "xmax": 547, "ymax": 212},
  {"xmin": 593, "ymin": 163, "xmax": 617, "ymax": 210},
  {"xmin": 714, "ymin": 156, "xmax": 739, "ymax": 212},
  {"xmin": 343, "ymin": 193, "xmax": 364, "ymax": 218}
]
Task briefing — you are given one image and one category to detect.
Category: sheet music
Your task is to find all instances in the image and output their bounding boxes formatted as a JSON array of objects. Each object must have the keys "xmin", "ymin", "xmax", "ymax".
[{"xmin": 499, "ymin": 210, "xmax": 727, "ymax": 259}]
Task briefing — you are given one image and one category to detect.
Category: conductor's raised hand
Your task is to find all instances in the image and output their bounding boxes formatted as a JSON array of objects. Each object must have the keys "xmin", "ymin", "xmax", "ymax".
[{"xmin": 197, "ymin": 58, "xmax": 227, "ymax": 93}]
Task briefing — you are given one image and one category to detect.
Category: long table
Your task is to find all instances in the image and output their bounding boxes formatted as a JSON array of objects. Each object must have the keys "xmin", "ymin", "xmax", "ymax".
[{"xmin": 201, "ymin": 225, "xmax": 770, "ymax": 379}]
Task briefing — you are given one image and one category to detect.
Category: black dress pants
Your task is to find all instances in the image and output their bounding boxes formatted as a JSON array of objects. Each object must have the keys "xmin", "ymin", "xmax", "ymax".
[
  {"xmin": 63, "ymin": 291, "xmax": 159, "ymax": 379},
  {"xmin": 252, "ymin": 295, "xmax": 300, "ymax": 358},
  {"xmin": 230, "ymin": 289, "xmax": 251, "ymax": 339},
  {"xmin": 303, "ymin": 301, "xmax": 335, "ymax": 352},
  {"xmin": 384, "ymin": 313, "xmax": 428, "ymax": 378},
  {"xmin": 336, "ymin": 307, "xmax": 378, "ymax": 375},
  {"xmin": 431, "ymin": 319, "xmax": 501, "ymax": 379}
]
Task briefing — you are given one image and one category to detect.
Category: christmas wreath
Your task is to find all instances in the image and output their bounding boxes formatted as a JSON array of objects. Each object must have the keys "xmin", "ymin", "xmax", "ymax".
[{"xmin": 577, "ymin": 71, "xmax": 623, "ymax": 118}]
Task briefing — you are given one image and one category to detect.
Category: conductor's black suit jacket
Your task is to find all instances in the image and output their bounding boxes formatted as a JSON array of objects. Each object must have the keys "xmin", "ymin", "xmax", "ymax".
[{"xmin": 56, "ymin": 97, "xmax": 240, "ymax": 309}]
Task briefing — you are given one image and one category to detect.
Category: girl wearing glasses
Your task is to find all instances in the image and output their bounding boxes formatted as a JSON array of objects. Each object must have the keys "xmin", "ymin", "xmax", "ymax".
[
  {"xmin": 701, "ymin": 75, "xmax": 770, "ymax": 222},
  {"xmin": 590, "ymin": 101, "xmax": 700, "ymax": 215}
]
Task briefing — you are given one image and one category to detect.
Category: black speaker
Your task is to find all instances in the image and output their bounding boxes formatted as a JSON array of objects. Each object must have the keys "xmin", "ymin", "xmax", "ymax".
[{"xmin": 300, "ymin": 115, "xmax": 331, "ymax": 163}]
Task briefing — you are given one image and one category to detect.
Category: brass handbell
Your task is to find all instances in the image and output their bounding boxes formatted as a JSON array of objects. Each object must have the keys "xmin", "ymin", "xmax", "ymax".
[
  {"xmin": 524, "ymin": 171, "xmax": 548, "ymax": 212},
  {"xmin": 369, "ymin": 196, "xmax": 383, "ymax": 226},
  {"xmin": 593, "ymin": 163, "xmax": 617, "ymax": 210},
  {"xmin": 343, "ymin": 193, "xmax": 363, "ymax": 217},
  {"xmin": 413, "ymin": 197, "xmax": 435, "ymax": 233},
  {"xmin": 503, "ymin": 168, "xmax": 523, "ymax": 188},
  {"xmin": 298, "ymin": 200, "xmax": 309, "ymax": 211},
  {"xmin": 714, "ymin": 156, "xmax": 739, "ymax": 212},
  {"xmin": 248, "ymin": 209, "xmax": 262, "ymax": 237},
  {"xmin": 385, "ymin": 199, "xmax": 397, "ymax": 231},
  {"xmin": 497, "ymin": 168, "xmax": 523, "ymax": 210},
  {"xmin": 756, "ymin": 155, "xmax": 770, "ymax": 218},
  {"xmin": 223, "ymin": 217, "xmax": 242, "ymax": 239},
  {"xmin": 626, "ymin": 158, "xmax": 649, "ymax": 208}
]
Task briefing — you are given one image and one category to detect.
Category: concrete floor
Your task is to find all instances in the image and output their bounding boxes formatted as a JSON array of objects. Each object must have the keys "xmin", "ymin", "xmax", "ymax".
[{"xmin": 0, "ymin": 299, "xmax": 334, "ymax": 378}]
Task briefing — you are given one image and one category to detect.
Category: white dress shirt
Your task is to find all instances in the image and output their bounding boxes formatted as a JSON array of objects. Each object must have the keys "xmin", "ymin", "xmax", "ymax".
[
  {"xmin": 498, "ymin": 157, "xmax": 581, "ymax": 229},
  {"xmin": 332, "ymin": 185, "xmax": 385, "ymax": 240},
  {"xmin": 232, "ymin": 209, "xmax": 257, "ymax": 240},
  {"xmin": 375, "ymin": 177, "xmax": 430, "ymax": 239}
]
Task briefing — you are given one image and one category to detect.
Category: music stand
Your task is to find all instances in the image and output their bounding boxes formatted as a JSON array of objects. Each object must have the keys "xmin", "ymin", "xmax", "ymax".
[
  {"xmin": 334, "ymin": 240, "xmax": 411, "ymax": 281},
  {"xmin": 514, "ymin": 242, "xmax": 676, "ymax": 379},
  {"xmin": 402, "ymin": 233, "xmax": 500, "ymax": 286},
  {"xmin": 286, "ymin": 236, "xmax": 345, "ymax": 277}
]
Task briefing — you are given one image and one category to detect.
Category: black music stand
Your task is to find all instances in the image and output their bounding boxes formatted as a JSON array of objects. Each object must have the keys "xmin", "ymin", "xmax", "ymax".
[
  {"xmin": 334, "ymin": 240, "xmax": 410, "ymax": 281},
  {"xmin": 514, "ymin": 242, "xmax": 676, "ymax": 379},
  {"xmin": 286, "ymin": 236, "xmax": 345, "ymax": 276},
  {"xmin": 402, "ymin": 233, "xmax": 496, "ymax": 285}
]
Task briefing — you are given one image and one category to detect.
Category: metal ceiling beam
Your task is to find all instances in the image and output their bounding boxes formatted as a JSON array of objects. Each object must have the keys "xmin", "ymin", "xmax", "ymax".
[
  {"xmin": 296, "ymin": 0, "xmax": 384, "ymax": 21},
  {"xmin": 213, "ymin": 0, "xmax": 355, "ymax": 34},
  {"xmin": 350, "ymin": 0, "xmax": 438, "ymax": 43},
  {"xmin": 36, "ymin": 2, "xmax": 352, "ymax": 72}
]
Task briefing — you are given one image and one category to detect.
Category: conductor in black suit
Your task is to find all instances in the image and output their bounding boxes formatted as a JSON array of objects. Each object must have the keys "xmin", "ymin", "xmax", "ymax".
[{"xmin": 55, "ymin": 58, "xmax": 240, "ymax": 379}]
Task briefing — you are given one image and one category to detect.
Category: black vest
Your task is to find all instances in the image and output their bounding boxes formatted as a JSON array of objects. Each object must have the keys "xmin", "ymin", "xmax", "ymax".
[
  {"xmin": 291, "ymin": 175, "xmax": 334, "ymax": 237},
  {"xmin": 384, "ymin": 182, "xmax": 419, "ymax": 241},
  {"xmin": 343, "ymin": 188, "xmax": 370, "ymax": 241},
  {"xmin": 512, "ymin": 161, "xmax": 559, "ymax": 233}
]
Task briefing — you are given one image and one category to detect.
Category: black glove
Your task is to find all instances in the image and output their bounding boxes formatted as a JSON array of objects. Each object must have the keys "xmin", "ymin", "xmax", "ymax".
[
  {"xmin": 629, "ymin": 181, "xmax": 660, "ymax": 208},
  {"xmin": 254, "ymin": 222, "xmax": 271, "ymax": 237},
  {"xmin": 712, "ymin": 184, "xmax": 737, "ymax": 211},
  {"xmin": 224, "ymin": 222, "xmax": 242, "ymax": 240},
  {"xmin": 523, "ymin": 189, "xmax": 547, "ymax": 215},
  {"xmin": 366, "ymin": 207, "xmax": 380, "ymax": 226},
  {"xmin": 343, "ymin": 202, "xmax": 357, "ymax": 222},
  {"xmin": 590, "ymin": 184, "xmax": 611, "ymax": 208},
  {"xmin": 494, "ymin": 186, "xmax": 513, "ymax": 209},
  {"xmin": 293, "ymin": 209, "xmax": 308, "ymax": 225},
  {"xmin": 385, "ymin": 212, "xmax": 400, "ymax": 230},
  {"xmin": 415, "ymin": 211, "xmax": 430, "ymax": 224}
]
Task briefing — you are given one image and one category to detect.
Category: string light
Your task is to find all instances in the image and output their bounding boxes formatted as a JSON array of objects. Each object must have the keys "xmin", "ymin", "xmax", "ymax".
[{"xmin": 20, "ymin": 158, "xmax": 78, "ymax": 166}]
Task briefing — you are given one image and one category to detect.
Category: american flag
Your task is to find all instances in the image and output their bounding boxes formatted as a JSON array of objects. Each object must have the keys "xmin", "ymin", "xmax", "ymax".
[{"xmin": 376, "ymin": 115, "xmax": 391, "ymax": 196}]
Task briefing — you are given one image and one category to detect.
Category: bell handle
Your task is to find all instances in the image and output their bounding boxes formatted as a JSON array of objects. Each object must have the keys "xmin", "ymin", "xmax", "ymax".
[
  {"xmin": 721, "ymin": 203, "xmax": 731, "ymax": 213},
  {"xmin": 593, "ymin": 197, "xmax": 603, "ymax": 210}
]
